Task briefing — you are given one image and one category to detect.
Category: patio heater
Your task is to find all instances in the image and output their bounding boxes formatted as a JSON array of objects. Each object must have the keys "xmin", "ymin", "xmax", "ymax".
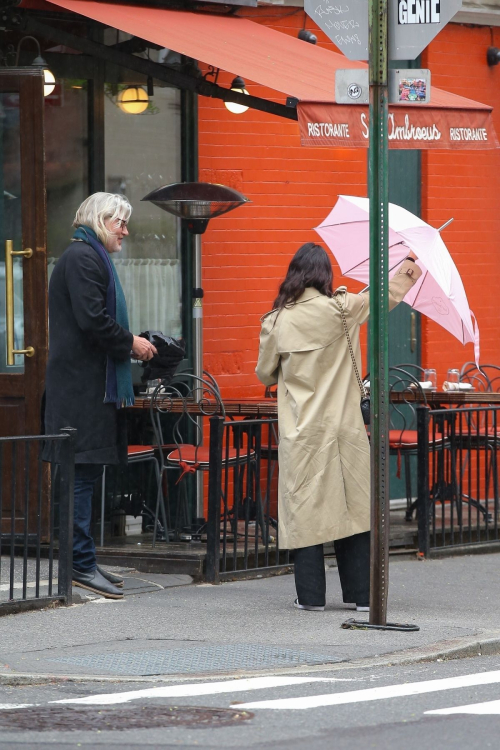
[{"xmin": 142, "ymin": 182, "xmax": 249, "ymax": 521}]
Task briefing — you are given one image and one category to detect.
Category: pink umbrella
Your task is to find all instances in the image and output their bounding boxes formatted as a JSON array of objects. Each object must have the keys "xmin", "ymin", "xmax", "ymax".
[{"xmin": 315, "ymin": 195, "xmax": 480, "ymax": 365}]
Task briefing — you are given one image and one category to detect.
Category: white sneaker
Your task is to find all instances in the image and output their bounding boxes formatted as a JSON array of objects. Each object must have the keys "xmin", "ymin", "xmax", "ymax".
[{"xmin": 294, "ymin": 598, "xmax": 325, "ymax": 612}]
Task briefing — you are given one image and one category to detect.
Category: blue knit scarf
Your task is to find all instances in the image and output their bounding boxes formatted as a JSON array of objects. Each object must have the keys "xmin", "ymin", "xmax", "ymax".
[{"xmin": 73, "ymin": 225, "xmax": 135, "ymax": 408}]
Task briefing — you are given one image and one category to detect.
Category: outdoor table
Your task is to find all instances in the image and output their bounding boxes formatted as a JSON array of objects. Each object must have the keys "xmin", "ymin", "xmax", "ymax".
[
  {"xmin": 390, "ymin": 391, "xmax": 500, "ymax": 406},
  {"xmin": 133, "ymin": 391, "xmax": 500, "ymax": 416},
  {"xmin": 133, "ymin": 396, "xmax": 278, "ymax": 417}
]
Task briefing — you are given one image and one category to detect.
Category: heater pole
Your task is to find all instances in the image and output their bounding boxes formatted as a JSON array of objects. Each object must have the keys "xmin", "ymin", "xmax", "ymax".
[{"xmin": 193, "ymin": 232, "xmax": 204, "ymax": 520}]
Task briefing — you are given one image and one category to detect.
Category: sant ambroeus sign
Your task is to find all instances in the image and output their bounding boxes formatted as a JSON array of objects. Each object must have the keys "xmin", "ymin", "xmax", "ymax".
[{"xmin": 297, "ymin": 102, "xmax": 499, "ymax": 150}]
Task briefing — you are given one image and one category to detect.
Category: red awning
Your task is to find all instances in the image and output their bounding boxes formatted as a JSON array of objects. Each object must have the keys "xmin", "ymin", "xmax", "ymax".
[{"xmin": 44, "ymin": 0, "xmax": 498, "ymax": 150}]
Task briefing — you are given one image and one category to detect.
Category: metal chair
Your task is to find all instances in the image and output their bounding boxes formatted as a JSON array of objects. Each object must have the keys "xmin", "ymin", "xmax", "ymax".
[
  {"xmin": 149, "ymin": 372, "xmax": 266, "ymax": 545},
  {"xmin": 458, "ymin": 363, "xmax": 500, "ymax": 518},
  {"xmin": 99, "ymin": 445, "xmax": 168, "ymax": 547},
  {"xmin": 364, "ymin": 366, "xmax": 430, "ymax": 520}
]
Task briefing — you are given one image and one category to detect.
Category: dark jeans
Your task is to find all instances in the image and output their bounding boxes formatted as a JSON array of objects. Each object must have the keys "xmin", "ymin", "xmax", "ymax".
[
  {"xmin": 73, "ymin": 464, "xmax": 104, "ymax": 573},
  {"xmin": 293, "ymin": 531, "xmax": 370, "ymax": 607}
]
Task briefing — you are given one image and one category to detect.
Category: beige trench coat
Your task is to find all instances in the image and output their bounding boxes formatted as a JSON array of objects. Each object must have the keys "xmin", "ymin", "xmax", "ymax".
[{"xmin": 255, "ymin": 260, "xmax": 422, "ymax": 550}]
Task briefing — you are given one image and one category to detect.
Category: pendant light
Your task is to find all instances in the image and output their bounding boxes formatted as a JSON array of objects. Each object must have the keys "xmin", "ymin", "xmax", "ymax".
[
  {"xmin": 224, "ymin": 77, "xmax": 249, "ymax": 115},
  {"xmin": 118, "ymin": 86, "xmax": 149, "ymax": 114}
]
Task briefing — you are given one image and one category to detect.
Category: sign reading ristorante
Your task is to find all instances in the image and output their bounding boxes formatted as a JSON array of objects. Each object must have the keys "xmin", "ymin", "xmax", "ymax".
[{"xmin": 297, "ymin": 103, "xmax": 499, "ymax": 150}]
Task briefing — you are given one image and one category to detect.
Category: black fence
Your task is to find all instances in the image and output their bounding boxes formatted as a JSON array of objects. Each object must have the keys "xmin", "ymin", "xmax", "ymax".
[
  {"xmin": 417, "ymin": 405, "xmax": 500, "ymax": 556},
  {"xmin": 0, "ymin": 429, "xmax": 75, "ymax": 615},
  {"xmin": 206, "ymin": 416, "xmax": 290, "ymax": 582}
]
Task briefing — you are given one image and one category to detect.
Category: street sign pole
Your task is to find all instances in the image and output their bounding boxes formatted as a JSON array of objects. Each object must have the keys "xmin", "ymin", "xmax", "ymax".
[{"xmin": 368, "ymin": 0, "xmax": 390, "ymax": 626}]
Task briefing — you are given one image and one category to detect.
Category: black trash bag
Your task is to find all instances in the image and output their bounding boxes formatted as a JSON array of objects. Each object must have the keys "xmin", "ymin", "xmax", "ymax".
[{"xmin": 138, "ymin": 331, "xmax": 185, "ymax": 384}]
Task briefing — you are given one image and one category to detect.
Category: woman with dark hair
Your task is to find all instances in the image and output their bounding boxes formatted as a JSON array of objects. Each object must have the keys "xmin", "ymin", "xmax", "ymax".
[{"xmin": 256, "ymin": 242, "xmax": 421, "ymax": 612}]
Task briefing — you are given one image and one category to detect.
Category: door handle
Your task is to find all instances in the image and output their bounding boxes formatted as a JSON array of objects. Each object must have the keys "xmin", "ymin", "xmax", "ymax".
[
  {"xmin": 5, "ymin": 240, "xmax": 35, "ymax": 366},
  {"xmin": 410, "ymin": 311, "xmax": 417, "ymax": 354}
]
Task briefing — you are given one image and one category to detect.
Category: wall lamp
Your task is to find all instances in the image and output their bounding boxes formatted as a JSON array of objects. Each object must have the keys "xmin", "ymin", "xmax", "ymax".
[
  {"xmin": 487, "ymin": 47, "xmax": 500, "ymax": 66},
  {"xmin": 298, "ymin": 29, "xmax": 317, "ymax": 44},
  {"xmin": 224, "ymin": 76, "xmax": 249, "ymax": 114},
  {"xmin": 15, "ymin": 36, "xmax": 55, "ymax": 96}
]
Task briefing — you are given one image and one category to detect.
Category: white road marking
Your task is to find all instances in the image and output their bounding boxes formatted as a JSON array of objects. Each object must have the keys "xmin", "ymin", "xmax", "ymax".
[
  {"xmin": 238, "ymin": 669, "xmax": 500, "ymax": 710},
  {"xmin": 426, "ymin": 699, "xmax": 500, "ymax": 716},
  {"xmin": 0, "ymin": 704, "xmax": 34, "ymax": 710},
  {"xmin": 52, "ymin": 676, "xmax": 351, "ymax": 706}
]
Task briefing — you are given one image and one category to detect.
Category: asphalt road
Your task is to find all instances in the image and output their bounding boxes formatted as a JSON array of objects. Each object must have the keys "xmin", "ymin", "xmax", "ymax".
[{"xmin": 0, "ymin": 654, "xmax": 499, "ymax": 749}]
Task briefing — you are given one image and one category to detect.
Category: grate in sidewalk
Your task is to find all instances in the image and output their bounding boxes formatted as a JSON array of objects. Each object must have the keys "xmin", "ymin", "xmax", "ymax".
[{"xmin": 48, "ymin": 644, "xmax": 342, "ymax": 675}]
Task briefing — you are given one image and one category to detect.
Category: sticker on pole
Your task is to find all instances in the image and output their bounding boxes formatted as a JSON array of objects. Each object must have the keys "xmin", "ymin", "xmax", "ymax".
[{"xmin": 305, "ymin": 0, "xmax": 462, "ymax": 61}]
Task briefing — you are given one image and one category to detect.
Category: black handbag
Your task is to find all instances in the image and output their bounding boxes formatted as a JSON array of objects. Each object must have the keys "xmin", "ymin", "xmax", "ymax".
[
  {"xmin": 334, "ymin": 294, "xmax": 370, "ymax": 426},
  {"xmin": 138, "ymin": 331, "xmax": 185, "ymax": 384}
]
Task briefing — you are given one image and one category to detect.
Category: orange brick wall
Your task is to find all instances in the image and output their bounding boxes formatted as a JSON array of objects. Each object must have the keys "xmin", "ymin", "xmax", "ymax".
[
  {"xmin": 198, "ymin": 10, "xmax": 368, "ymax": 397},
  {"xmin": 421, "ymin": 23, "xmax": 500, "ymax": 382},
  {"xmin": 199, "ymin": 11, "xmax": 500, "ymax": 397}
]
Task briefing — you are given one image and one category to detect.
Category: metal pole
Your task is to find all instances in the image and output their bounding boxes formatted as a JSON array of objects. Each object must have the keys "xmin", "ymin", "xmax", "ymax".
[
  {"xmin": 58, "ymin": 428, "xmax": 75, "ymax": 605},
  {"xmin": 193, "ymin": 233, "xmax": 204, "ymax": 520},
  {"xmin": 205, "ymin": 415, "xmax": 224, "ymax": 583},
  {"xmin": 368, "ymin": 0, "xmax": 389, "ymax": 626}
]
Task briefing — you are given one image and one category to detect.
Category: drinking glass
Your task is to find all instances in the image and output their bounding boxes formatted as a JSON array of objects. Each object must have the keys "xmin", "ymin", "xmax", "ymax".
[
  {"xmin": 447, "ymin": 369, "xmax": 460, "ymax": 384},
  {"xmin": 147, "ymin": 378, "xmax": 161, "ymax": 394},
  {"xmin": 424, "ymin": 368, "xmax": 437, "ymax": 390}
]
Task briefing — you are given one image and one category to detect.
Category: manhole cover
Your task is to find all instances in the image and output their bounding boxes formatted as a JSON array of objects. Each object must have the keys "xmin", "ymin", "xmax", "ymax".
[
  {"xmin": 0, "ymin": 705, "xmax": 253, "ymax": 732},
  {"xmin": 48, "ymin": 644, "xmax": 341, "ymax": 675}
]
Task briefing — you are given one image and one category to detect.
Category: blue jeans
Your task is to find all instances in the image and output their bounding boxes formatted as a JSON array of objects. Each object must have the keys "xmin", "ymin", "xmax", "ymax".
[{"xmin": 73, "ymin": 464, "xmax": 104, "ymax": 573}]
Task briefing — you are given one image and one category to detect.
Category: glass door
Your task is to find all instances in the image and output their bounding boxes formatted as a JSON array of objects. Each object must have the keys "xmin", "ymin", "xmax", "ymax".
[{"xmin": 0, "ymin": 70, "xmax": 48, "ymax": 530}]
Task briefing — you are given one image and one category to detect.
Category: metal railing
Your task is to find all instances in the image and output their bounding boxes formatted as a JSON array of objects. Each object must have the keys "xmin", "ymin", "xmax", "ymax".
[
  {"xmin": 0, "ymin": 429, "xmax": 75, "ymax": 615},
  {"xmin": 205, "ymin": 416, "xmax": 290, "ymax": 582},
  {"xmin": 417, "ymin": 406, "xmax": 500, "ymax": 556}
]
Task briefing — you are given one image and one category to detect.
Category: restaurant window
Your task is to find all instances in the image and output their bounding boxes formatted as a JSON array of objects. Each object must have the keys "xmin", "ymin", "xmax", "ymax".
[
  {"xmin": 104, "ymin": 82, "xmax": 182, "ymax": 340},
  {"xmin": 45, "ymin": 68, "xmax": 183, "ymax": 343},
  {"xmin": 45, "ymin": 79, "xmax": 89, "ymax": 262}
]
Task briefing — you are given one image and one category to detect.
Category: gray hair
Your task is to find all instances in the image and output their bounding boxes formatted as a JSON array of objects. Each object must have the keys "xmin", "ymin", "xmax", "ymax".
[{"xmin": 73, "ymin": 193, "xmax": 132, "ymax": 245}]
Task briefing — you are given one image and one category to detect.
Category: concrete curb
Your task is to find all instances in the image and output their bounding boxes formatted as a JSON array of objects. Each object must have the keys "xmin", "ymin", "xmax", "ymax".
[{"xmin": 1, "ymin": 631, "xmax": 499, "ymax": 686}]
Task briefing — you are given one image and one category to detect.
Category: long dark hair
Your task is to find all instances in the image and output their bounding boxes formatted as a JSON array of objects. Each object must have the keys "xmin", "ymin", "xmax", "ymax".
[{"xmin": 273, "ymin": 243, "xmax": 333, "ymax": 310}]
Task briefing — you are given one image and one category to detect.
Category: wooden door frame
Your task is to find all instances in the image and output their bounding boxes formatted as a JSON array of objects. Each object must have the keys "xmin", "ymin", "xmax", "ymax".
[{"xmin": 0, "ymin": 69, "xmax": 47, "ymax": 435}]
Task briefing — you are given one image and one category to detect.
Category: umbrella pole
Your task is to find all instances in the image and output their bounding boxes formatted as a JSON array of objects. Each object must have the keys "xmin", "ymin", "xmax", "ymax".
[{"xmin": 368, "ymin": 0, "xmax": 390, "ymax": 627}]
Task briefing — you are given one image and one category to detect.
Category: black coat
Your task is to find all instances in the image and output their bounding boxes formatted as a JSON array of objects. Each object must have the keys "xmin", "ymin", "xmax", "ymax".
[{"xmin": 44, "ymin": 241, "xmax": 134, "ymax": 465}]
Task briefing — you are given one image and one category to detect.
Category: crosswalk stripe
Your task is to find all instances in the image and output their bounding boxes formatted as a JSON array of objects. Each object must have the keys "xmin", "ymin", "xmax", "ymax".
[
  {"xmin": 238, "ymin": 669, "xmax": 500, "ymax": 710},
  {"xmin": 52, "ymin": 676, "xmax": 350, "ymax": 706},
  {"xmin": 426, "ymin": 699, "xmax": 500, "ymax": 716},
  {"xmin": 0, "ymin": 704, "xmax": 34, "ymax": 710}
]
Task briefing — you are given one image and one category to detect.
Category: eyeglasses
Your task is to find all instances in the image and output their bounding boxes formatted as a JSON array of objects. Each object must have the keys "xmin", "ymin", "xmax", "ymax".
[{"xmin": 114, "ymin": 218, "xmax": 128, "ymax": 230}]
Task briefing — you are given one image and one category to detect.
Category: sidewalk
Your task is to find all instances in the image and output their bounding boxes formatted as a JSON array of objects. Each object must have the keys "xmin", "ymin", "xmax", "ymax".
[{"xmin": 0, "ymin": 553, "xmax": 499, "ymax": 684}]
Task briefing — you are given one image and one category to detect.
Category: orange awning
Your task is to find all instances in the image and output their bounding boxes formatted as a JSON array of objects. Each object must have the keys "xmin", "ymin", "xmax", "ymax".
[{"xmin": 44, "ymin": 0, "xmax": 499, "ymax": 149}]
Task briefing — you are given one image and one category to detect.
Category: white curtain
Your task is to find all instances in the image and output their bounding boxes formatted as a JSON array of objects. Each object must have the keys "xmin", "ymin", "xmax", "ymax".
[{"xmin": 47, "ymin": 257, "xmax": 182, "ymax": 337}]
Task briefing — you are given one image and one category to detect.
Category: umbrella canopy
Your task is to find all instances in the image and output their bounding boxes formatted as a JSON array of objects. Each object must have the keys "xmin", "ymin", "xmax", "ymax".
[{"xmin": 315, "ymin": 195, "xmax": 480, "ymax": 365}]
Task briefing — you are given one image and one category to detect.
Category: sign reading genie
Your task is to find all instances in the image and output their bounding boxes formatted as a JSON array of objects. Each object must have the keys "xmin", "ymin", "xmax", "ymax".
[{"xmin": 398, "ymin": 0, "xmax": 441, "ymax": 24}]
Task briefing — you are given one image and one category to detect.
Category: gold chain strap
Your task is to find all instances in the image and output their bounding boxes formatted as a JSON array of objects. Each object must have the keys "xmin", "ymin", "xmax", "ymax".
[{"xmin": 334, "ymin": 294, "xmax": 367, "ymax": 400}]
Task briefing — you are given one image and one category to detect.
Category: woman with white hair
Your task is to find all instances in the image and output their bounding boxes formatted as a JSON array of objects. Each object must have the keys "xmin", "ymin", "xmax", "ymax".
[{"xmin": 44, "ymin": 193, "xmax": 157, "ymax": 599}]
